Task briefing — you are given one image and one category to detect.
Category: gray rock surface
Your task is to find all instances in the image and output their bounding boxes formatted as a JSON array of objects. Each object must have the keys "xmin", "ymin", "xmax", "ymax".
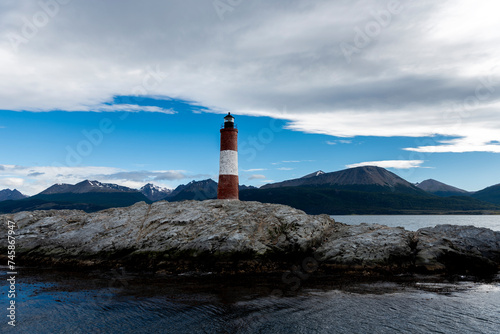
[
  {"xmin": 316, "ymin": 223, "xmax": 415, "ymax": 267},
  {"xmin": 0, "ymin": 200, "xmax": 333, "ymax": 270},
  {"xmin": 1, "ymin": 200, "xmax": 499, "ymax": 275}
]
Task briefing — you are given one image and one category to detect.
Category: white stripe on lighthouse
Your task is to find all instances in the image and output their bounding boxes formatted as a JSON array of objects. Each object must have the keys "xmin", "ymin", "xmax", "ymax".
[{"xmin": 219, "ymin": 150, "xmax": 238, "ymax": 176}]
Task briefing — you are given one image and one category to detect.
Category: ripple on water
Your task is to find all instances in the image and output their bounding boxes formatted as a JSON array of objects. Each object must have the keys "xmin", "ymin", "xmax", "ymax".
[{"xmin": 2, "ymin": 269, "xmax": 500, "ymax": 334}]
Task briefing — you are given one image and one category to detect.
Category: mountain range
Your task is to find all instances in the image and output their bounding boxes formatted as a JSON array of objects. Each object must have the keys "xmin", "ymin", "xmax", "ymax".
[
  {"xmin": 0, "ymin": 178, "xmax": 256, "ymax": 213},
  {"xmin": 1, "ymin": 166, "xmax": 499, "ymax": 214},
  {"xmin": 0, "ymin": 189, "xmax": 28, "ymax": 201},
  {"xmin": 242, "ymin": 166, "xmax": 500, "ymax": 214}
]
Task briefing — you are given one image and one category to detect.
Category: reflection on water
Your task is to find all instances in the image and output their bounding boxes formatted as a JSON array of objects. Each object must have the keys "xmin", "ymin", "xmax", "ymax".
[{"xmin": 1, "ymin": 268, "xmax": 499, "ymax": 334}]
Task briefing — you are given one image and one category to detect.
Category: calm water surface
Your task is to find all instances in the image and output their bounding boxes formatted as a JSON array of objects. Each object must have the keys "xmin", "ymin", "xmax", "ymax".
[
  {"xmin": 1, "ymin": 267, "xmax": 499, "ymax": 334},
  {"xmin": 331, "ymin": 215, "xmax": 500, "ymax": 231}
]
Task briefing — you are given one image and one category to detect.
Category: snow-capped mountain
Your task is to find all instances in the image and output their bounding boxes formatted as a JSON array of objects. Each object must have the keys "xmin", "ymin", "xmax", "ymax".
[
  {"xmin": 300, "ymin": 170, "xmax": 325, "ymax": 179},
  {"xmin": 140, "ymin": 183, "xmax": 172, "ymax": 201},
  {"xmin": 39, "ymin": 180, "xmax": 138, "ymax": 195}
]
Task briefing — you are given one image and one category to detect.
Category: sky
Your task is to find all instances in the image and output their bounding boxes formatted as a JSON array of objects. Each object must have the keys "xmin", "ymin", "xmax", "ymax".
[{"xmin": 1, "ymin": 0, "xmax": 500, "ymax": 195}]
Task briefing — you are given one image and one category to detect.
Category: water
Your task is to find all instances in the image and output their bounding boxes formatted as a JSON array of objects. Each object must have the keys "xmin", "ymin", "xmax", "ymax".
[
  {"xmin": 1, "ymin": 268, "xmax": 499, "ymax": 334},
  {"xmin": 331, "ymin": 215, "xmax": 500, "ymax": 231}
]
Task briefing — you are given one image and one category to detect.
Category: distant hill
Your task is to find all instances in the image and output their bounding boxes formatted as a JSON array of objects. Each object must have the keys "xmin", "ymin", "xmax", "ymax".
[
  {"xmin": 262, "ymin": 166, "xmax": 425, "ymax": 195},
  {"xmin": 416, "ymin": 179, "xmax": 470, "ymax": 197},
  {"xmin": 0, "ymin": 189, "xmax": 28, "ymax": 201},
  {"xmin": 238, "ymin": 184, "xmax": 258, "ymax": 191},
  {"xmin": 471, "ymin": 184, "xmax": 500, "ymax": 205},
  {"xmin": 140, "ymin": 183, "xmax": 172, "ymax": 201}
]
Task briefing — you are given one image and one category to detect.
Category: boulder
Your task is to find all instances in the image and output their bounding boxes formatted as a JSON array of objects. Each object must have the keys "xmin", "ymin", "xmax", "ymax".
[{"xmin": 415, "ymin": 225, "xmax": 500, "ymax": 275}]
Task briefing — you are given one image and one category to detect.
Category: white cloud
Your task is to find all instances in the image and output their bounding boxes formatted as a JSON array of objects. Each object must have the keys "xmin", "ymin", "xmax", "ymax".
[
  {"xmin": 0, "ymin": 177, "xmax": 24, "ymax": 188},
  {"xmin": 249, "ymin": 174, "xmax": 266, "ymax": 180},
  {"xmin": 326, "ymin": 140, "xmax": 352, "ymax": 145},
  {"xmin": 277, "ymin": 167, "xmax": 294, "ymax": 171},
  {"xmin": 87, "ymin": 104, "xmax": 176, "ymax": 114},
  {"xmin": 1, "ymin": 1, "xmax": 500, "ymax": 152},
  {"xmin": 281, "ymin": 160, "xmax": 315, "ymax": 164},
  {"xmin": 242, "ymin": 168, "xmax": 267, "ymax": 172},
  {"xmin": 346, "ymin": 160, "xmax": 426, "ymax": 169},
  {"xmin": 404, "ymin": 136, "xmax": 500, "ymax": 153}
]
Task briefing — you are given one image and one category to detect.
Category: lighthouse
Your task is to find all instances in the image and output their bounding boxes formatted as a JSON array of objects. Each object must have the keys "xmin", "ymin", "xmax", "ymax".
[{"xmin": 217, "ymin": 113, "xmax": 239, "ymax": 200}]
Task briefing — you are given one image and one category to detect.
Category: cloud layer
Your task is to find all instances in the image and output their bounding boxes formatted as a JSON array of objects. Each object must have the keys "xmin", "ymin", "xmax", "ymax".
[
  {"xmin": 1, "ymin": 0, "xmax": 500, "ymax": 153},
  {"xmin": 0, "ymin": 164, "xmax": 209, "ymax": 195},
  {"xmin": 346, "ymin": 160, "xmax": 426, "ymax": 169}
]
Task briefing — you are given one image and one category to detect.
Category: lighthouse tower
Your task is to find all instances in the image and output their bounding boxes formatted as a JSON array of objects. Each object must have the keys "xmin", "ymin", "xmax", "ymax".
[{"xmin": 217, "ymin": 113, "xmax": 239, "ymax": 200}]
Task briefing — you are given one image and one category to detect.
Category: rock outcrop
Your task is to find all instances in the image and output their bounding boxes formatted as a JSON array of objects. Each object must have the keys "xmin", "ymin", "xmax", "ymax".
[
  {"xmin": 415, "ymin": 225, "xmax": 500, "ymax": 275},
  {"xmin": 1, "ymin": 200, "xmax": 499, "ymax": 276}
]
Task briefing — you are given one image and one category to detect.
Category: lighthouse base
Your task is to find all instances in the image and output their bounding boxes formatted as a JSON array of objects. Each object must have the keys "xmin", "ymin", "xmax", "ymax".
[{"xmin": 217, "ymin": 175, "xmax": 239, "ymax": 200}]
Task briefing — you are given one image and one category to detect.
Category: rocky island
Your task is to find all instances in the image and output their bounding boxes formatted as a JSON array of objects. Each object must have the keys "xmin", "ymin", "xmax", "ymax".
[{"xmin": 1, "ymin": 200, "xmax": 499, "ymax": 277}]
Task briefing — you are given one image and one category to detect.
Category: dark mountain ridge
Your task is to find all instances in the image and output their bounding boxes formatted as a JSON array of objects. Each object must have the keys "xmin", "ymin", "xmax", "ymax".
[
  {"xmin": 472, "ymin": 183, "xmax": 500, "ymax": 205},
  {"xmin": 165, "ymin": 179, "xmax": 218, "ymax": 201},
  {"xmin": 0, "ymin": 189, "xmax": 28, "ymax": 202},
  {"xmin": 416, "ymin": 179, "xmax": 470, "ymax": 197},
  {"xmin": 164, "ymin": 179, "xmax": 257, "ymax": 202},
  {"xmin": 263, "ymin": 166, "xmax": 425, "ymax": 195}
]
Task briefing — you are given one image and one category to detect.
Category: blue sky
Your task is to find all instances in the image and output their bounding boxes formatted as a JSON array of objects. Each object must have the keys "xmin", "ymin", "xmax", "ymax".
[{"xmin": 1, "ymin": 0, "xmax": 500, "ymax": 195}]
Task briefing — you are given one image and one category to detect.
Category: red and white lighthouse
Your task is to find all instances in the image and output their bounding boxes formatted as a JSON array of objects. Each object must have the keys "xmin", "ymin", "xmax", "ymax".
[{"xmin": 217, "ymin": 113, "xmax": 239, "ymax": 200}]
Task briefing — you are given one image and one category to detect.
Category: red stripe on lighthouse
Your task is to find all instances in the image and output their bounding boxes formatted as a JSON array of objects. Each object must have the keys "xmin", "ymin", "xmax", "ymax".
[
  {"xmin": 220, "ymin": 129, "xmax": 238, "ymax": 151},
  {"xmin": 218, "ymin": 174, "xmax": 239, "ymax": 199}
]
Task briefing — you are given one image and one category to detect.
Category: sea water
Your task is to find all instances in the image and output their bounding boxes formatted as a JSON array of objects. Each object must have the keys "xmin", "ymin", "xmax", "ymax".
[
  {"xmin": 1, "ymin": 268, "xmax": 499, "ymax": 334},
  {"xmin": 331, "ymin": 215, "xmax": 500, "ymax": 231}
]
